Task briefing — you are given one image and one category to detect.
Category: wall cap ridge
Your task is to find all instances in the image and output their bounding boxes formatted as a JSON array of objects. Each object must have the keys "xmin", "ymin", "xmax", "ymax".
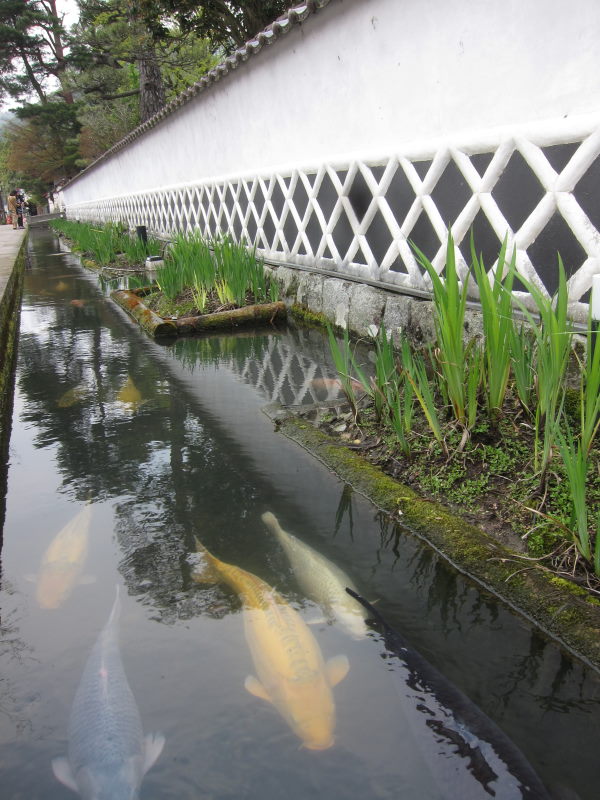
[{"xmin": 60, "ymin": 0, "xmax": 333, "ymax": 192}]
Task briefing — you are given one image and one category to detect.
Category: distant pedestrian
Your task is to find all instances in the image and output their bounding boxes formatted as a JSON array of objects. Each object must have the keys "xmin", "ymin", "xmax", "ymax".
[
  {"xmin": 7, "ymin": 191, "xmax": 18, "ymax": 229},
  {"xmin": 16, "ymin": 191, "xmax": 25, "ymax": 228}
]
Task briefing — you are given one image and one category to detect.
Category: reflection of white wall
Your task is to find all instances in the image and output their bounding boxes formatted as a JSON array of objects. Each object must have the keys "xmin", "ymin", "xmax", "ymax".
[{"xmin": 62, "ymin": 0, "xmax": 600, "ymax": 200}]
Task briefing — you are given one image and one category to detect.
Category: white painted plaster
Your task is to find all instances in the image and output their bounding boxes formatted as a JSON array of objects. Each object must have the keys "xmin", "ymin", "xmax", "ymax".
[{"xmin": 63, "ymin": 0, "xmax": 600, "ymax": 203}]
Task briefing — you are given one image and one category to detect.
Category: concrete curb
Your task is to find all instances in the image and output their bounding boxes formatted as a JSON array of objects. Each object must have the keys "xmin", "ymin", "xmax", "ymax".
[{"xmin": 0, "ymin": 225, "xmax": 27, "ymax": 483}]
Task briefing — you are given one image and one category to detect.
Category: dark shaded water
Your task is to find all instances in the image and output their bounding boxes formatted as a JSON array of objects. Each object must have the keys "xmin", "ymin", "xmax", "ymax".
[{"xmin": 0, "ymin": 228, "xmax": 598, "ymax": 799}]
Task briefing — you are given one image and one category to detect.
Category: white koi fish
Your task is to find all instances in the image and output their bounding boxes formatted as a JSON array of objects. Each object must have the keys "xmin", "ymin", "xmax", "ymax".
[{"xmin": 262, "ymin": 511, "xmax": 368, "ymax": 639}]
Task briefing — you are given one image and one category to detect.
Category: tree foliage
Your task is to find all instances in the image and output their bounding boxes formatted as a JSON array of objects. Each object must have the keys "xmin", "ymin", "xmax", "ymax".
[
  {"xmin": 6, "ymin": 101, "xmax": 80, "ymax": 183},
  {"xmin": 136, "ymin": 1, "xmax": 290, "ymax": 51},
  {"xmin": 0, "ymin": 0, "xmax": 73, "ymax": 104},
  {"xmin": 1, "ymin": 0, "xmax": 286, "ymax": 189}
]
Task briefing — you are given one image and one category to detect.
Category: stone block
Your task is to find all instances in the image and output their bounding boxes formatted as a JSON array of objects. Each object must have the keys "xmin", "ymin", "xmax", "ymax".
[
  {"xmin": 347, "ymin": 284, "xmax": 387, "ymax": 340},
  {"xmin": 381, "ymin": 294, "xmax": 412, "ymax": 347},
  {"xmin": 296, "ymin": 271, "xmax": 324, "ymax": 313},
  {"xmin": 267, "ymin": 265, "xmax": 299, "ymax": 301},
  {"xmin": 407, "ymin": 299, "xmax": 437, "ymax": 346},
  {"xmin": 463, "ymin": 308, "xmax": 486, "ymax": 343},
  {"xmin": 322, "ymin": 277, "xmax": 352, "ymax": 328}
]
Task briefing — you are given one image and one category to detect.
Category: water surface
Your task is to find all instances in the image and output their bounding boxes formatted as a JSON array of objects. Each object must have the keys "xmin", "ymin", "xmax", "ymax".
[{"xmin": 0, "ymin": 228, "xmax": 598, "ymax": 799}]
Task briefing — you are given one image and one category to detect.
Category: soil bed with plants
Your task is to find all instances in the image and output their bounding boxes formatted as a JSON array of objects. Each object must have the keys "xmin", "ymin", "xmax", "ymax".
[
  {"xmin": 281, "ymin": 234, "xmax": 600, "ymax": 667},
  {"xmin": 51, "ymin": 220, "xmax": 286, "ymax": 337}
]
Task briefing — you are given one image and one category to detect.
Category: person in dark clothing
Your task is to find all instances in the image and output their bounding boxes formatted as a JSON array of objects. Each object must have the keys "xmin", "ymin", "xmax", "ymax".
[{"xmin": 16, "ymin": 191, "xmax": 25, "ymax": 227}]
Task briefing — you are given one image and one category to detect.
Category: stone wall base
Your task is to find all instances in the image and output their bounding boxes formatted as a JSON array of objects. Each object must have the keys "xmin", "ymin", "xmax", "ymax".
[{"xmin": 266, "ymin": 264, "xmax": 487, "ymax": 347}]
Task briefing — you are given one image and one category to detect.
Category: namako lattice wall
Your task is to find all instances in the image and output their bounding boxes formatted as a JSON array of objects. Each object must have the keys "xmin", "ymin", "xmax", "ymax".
[{"xmin": 61, "ymin": 0, "xmax": 600, "ymax": 322}]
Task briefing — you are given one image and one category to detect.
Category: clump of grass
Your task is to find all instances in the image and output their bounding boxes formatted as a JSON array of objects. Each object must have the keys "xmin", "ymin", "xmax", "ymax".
[
  {"xmin": 401, "ymin": 344, "xmax": 444, "ymax": 445},
  {"xmin": 51, "ymin": 219, "xmax": 162, "ymax": 268},
  {"xmin": 156, "ymin": 231, "xmax": 275, "ymax": 310},
  {"xmin": 470, "ymin": 235, "xmax": 517, "ymax": 423},
  {"xmin": 326, "ymin": 324, "xmax": 363, "ymax": 419},
  {"xmin": 155, "ymin": 258, "xmax": 183, "ymax": 300},
  {"xmin": 512, "ymin": 257, "xmax": 574, "ymax": 479},
  {"xmin": 52, "ymin": 221, "xmax": 276, "ymax": 308},
  {"xmin": 413, "ymin": 232, "xmax": 471, "ymax": 429}
]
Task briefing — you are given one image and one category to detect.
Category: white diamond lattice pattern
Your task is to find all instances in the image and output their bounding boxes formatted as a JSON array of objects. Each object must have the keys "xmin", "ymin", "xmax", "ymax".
[{"xmin": 68, "ymin": 119, "xmax": 600, "ymax": 321}]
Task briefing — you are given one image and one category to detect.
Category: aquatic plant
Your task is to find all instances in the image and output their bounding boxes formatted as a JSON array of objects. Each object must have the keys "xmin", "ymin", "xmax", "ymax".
[
  {"xmin": 401, "ymin": 345, "xmax": 444, "ymax": 445},
  {"xmin": 168, "ymin": 231, "xmax": 215, "ymax": 292},
  {"xmin": 323, "ymin": 231, "xmax": 599, "ymax": 581},
  {"xmin": 215, "ymin": 278, "xmax": 235, "ymax": 307},
  {"xmin": 155, "ymin": 259, "xmax": 183, "ymax": 300},
  {"xmin": 117, "ymin": 230, "xmax": 162, "ymax": 263},
  {"xmin": 213, "ymin": 234, "xmax": 268, "ymax": 305},
  {"xmin": 190, "ymin": 281, "xmax": 208, "ymax": 314},
  {"xmin": 389, "ymin": 338, "xmax": 416, "ymax": 456},
  {"xmin": 579, "ymin": 304, "xmax": 600, "ymax": 457},
  {"xmin": 470, "ymin": 236, "xmax": 517, "ymax": 422},
  {"xmin": 412, "ymin": 233, "xmax": 472, "ymax": 429},
  {"xmin": 369, "ymin": 325, "xmax": 398, "ymax": 423},
  {"xmin": 512, "ymin": 257, "xmax": 574, "ymax": 478},
  {"xmin": 551, "ymin": 308, "xmax": 600, "ymax": 575},
  {"xmin": 51, "ymin": 219, "xmax": 162, "ymax": 267},
  {"xmin": 508, "ymin": 323, "xmax": 536, "ymax": 415},
  {"xmin": 157, "ymin": 231, "xmax": 274, "ymax": 308},
  {"xmin": 553, "ymin": 419, "xmax": 595, "ymax": 570},
  {"xmin": 326, "ymin": 325, "xmax": 361, "ymax": 418}
]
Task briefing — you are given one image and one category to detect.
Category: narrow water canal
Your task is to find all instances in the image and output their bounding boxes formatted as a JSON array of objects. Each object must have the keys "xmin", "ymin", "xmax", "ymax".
[{"xmin": 0, "ymin": 227, "xmax": 598, "ymax": 799}]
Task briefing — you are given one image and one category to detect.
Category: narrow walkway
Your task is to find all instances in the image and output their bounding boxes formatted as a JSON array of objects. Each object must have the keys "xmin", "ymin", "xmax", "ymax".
[{"xmin": 0, "ymin": 225, "xmax": 27, "ymax": 311}]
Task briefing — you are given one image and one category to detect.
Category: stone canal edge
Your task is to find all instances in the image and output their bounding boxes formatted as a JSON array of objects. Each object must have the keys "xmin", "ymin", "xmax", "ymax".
[{"xmin": 0, "ymin": 227, "xmax": 27, "ymax": 458}]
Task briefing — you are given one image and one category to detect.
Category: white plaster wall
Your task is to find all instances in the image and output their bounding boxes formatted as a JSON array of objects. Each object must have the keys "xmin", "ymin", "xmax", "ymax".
[{"xmin": 63, "ymin": 0, "xmax": 600, "ymax": 205}]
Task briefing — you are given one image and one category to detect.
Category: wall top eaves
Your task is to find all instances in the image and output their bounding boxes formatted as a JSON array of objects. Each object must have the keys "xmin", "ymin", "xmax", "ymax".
[{"xmin": 62, "ymin": 0, "xmax": 333, "ymax": 190}]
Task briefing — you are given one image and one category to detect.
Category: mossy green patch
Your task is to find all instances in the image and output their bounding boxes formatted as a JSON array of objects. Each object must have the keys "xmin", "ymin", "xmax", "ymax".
[
  {"xmin": 290, "ymin": 304, "xmax": 330, "ymax": 329},
  {"xmin": 145, "ymin": 292, "xmax": 196, "ymax": 318},
  {"xmin": 549, "ymin": 576, "xmax": 589, "ymax": 598}
]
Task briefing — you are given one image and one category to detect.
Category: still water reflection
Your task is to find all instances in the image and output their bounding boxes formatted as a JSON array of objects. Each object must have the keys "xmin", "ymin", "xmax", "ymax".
[{"xmin": 0, "ymin": 228, "xmax": 598, "ymax": 799}]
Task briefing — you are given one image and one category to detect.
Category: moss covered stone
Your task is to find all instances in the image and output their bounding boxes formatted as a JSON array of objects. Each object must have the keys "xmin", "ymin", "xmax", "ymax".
[{"xmin": 290, "ymin": 303, "xmax": 330, "ymax": 329}]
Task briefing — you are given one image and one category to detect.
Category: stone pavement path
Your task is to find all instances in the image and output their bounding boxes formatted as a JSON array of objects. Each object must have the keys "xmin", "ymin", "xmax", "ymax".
[{"xmin": 0, "ymin": 225, "xmax": 27, "ymax": 312}]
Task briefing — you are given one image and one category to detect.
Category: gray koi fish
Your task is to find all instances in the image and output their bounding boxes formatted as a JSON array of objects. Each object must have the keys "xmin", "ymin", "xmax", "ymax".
[
  {"xmin": 346, "ymin": 588, "xmax": 552, "ymax": 799},
  {"xmin": 52, "ymin": 586, "xmax": 164, "ymax": 799}
]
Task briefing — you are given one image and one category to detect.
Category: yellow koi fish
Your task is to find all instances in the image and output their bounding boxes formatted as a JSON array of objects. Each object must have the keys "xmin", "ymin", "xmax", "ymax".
[
  {"xmin": 117, "ymin": 375, "xmax": 144, "ymax": 410},
  {"xmin": 57, "ymin": 383, "xmax": 87, "ymax": 408},
  {"xmin": 35, "ymin": 504, "xmax": 93, "ymax": 609},
  {"xmin": 192, "ymin": 539, "xmax": 349, "ymax": 750}
]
